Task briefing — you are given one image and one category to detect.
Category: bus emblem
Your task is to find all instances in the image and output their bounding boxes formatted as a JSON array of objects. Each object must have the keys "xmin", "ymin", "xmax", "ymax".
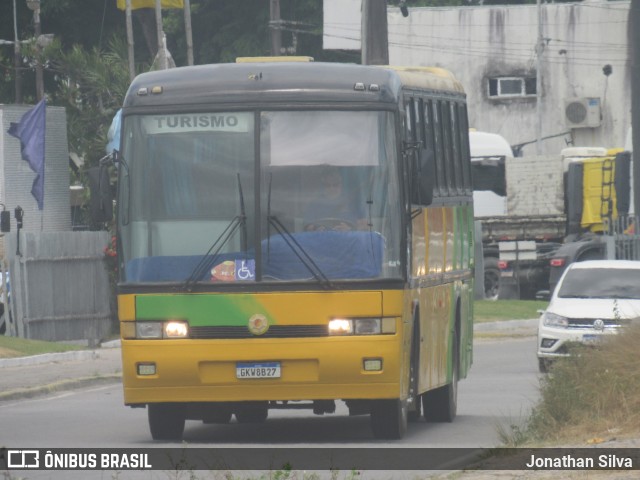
[{"xmin": 248, "ymin": 314, "xmax": 269, "ymax": 335}]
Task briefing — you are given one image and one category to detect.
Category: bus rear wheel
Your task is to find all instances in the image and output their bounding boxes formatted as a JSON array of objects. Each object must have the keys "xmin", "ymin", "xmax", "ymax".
[
  {"xmin": 370, "ymin": 399, "xmax": 407, "ymax": 439},
  {"xmin": 148, "ymin": 403, "xmax": 186, "ymax": 441}
]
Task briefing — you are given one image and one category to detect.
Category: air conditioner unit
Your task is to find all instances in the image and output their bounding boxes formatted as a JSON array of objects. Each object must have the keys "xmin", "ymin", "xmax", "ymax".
[{"xmin": 564, "ymin": 97, "xmax": 601, "ymax": 128}]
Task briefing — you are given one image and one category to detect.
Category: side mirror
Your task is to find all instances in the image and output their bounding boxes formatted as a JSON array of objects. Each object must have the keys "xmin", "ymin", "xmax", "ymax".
[
  {"xmin": 410, "ymin": 148, "xmax": 435, "ymax": 206},
  {"xmin": 88, "ymin": 165, "xmax": 114, "ymax": 224}
]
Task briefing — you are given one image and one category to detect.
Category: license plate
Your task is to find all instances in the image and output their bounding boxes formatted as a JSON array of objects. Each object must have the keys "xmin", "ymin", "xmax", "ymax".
[
  {"xmin": 236, "ymin": 362, "xmax": 281, "ymax": 379},
  {"xmin": 583, "ymin": 334, "xmax": 600, "ymax": 344}
]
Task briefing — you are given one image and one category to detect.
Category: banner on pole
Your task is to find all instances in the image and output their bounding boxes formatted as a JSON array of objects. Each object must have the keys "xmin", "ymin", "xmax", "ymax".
[
  {"xmin": 116, "ymin": 0, "xmax": 184, "ymax": 10},
  {"xmin": 7, "ymin": 99, "xmax": 46, "ymax": 210}
]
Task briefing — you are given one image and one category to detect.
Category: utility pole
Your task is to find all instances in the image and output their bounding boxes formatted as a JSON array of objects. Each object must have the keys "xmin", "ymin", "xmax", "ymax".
[
  {"xmin": 361, "ymin": 0, "xmax": 389, "ymax": 65},
  {"xmin": 535, "ymin": 0, "xmax": 544, "ymax": 154},
  {"xmin": 13, "ymin": 0, "xmax": 22, "ymax": 103},
  {"xmin": 632, "ymin": 0, "xmax": 640, "ymax": 215},
  {"xmin": 125, "ymin": 0, "xmax": 135, "ymax": 81},
  {"xmin": 26, "ymin": 0, "xmax": 44, "ymax": 101},
  {"xmin": 155, "ymin": 0, "xmax": 167, "ymax": 69},
  {"xmin": 184, "ymin": 0, "xmax": 194, "ymax": 65},
  {"xmin": 270, "ymin": 0, "xmax": 282, "ymax": 56}
]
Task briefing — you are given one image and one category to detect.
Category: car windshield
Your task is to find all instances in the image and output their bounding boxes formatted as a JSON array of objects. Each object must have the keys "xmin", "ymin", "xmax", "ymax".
[{"xmin": 558, "ymin": 268, "xmax": 640, "ymax": 299}]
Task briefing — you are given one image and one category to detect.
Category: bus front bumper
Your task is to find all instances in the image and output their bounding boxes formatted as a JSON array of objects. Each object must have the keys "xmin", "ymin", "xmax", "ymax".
[{"xmin": 121, "ymin": 335, "xmax": 403, "ymax": 404}]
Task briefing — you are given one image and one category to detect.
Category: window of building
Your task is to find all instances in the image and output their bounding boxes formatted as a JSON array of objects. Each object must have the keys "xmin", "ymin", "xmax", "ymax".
[{"xmin": 488, "ymin": 77, "xmax": 536, "ymax": 98}]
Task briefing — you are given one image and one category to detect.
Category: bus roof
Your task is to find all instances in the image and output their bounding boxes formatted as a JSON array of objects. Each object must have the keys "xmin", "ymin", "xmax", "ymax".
[
  {"xmin": 382, "ymin": 66, "xmax": 465, "ymax": 94},
  {"xmin": 123, "ymin": 62, "xmax": 465, "ymax": 109}
]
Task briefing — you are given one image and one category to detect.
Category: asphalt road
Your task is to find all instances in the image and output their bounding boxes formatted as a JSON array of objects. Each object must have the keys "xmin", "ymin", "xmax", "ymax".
[{"xmin": 0, "ymin": 336, "xmax": 540, "ymax": 479}]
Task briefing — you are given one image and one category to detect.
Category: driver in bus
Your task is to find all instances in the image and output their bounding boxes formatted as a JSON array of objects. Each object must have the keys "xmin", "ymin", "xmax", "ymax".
[{"xmin": 303, "ymin": 167, "xmax": 368, "ymax": 232}]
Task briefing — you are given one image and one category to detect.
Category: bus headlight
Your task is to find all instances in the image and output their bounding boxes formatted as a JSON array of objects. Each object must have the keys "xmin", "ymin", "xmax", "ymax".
[
  {"xmin": 328, "ymin": 318, "xmax": 396, "ymax": 336},
  {"xmin": 354, "ymin": 318, "xmax": 381, "ymax": 335},
  {"xmin": 136, "ymin": 322, "xmax": 163, "ymax": 339},
  {"xmin": 328, "ymin": 318, "xmax": 353, "ymax": 335},
  {"xmin": 165, "ymin": 321, "xmax": 189, "ymax": 338},
  {"xmin": 133, "ymin": 321, "xmax": 189, "ymax": 339}
]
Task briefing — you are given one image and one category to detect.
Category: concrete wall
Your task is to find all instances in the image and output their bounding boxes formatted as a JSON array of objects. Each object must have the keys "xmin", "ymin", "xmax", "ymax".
[
  {"xmin": 506, "ymin": 155, "xmax": 564, "ymax": 216},
  {"xmin": 0, "ymin": 105, "xmax": 71, "ymax": 233},
  {"xmin": 324, "ymin": 0, "xmax": 631, "ymax": 156}
]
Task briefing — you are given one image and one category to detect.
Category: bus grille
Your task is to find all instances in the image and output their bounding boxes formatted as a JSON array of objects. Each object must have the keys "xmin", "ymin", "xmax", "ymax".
[{"xmin": 189, "ymin": 325, "xmax": 329, "ymax": 339}]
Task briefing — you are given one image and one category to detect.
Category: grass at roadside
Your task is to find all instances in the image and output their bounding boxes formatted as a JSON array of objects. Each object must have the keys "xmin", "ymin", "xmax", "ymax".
[
  {"xmin": 500, "ymin": 323, "xmax": 640, "ymax": 446},
  {"xmin": 0, "ymin": 335, "xmax": 83, "ymax": 359},
  {"xmin": 474, "ymin": 299, "xmax": 548, "ymax": 322}
]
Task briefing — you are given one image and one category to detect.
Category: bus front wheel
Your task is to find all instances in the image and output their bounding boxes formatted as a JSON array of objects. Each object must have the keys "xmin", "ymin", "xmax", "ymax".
[
  {"xmin": 148, "ymin": 403, "xmax": 186, "ymax": 441},
  {"xmin": 370, "ymin": 399, "xmax": 407, "ymax": 439},
  {"xmin": 423, "ymin": 331, "xmax": 459, "ymax": 423}
]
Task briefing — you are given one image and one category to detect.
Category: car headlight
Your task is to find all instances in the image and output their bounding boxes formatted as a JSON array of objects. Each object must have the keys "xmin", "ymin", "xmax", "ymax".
[
  {"xmin": 130, "ymin": 321, "xmax": 189, "ymax": 339},
  {"xmin": 328, "ymin": 318, "xmax": 396, "ymax": 336},
  {"xmin": 543, "ymin": 312, "xmax": 569, "ymax": 328}
]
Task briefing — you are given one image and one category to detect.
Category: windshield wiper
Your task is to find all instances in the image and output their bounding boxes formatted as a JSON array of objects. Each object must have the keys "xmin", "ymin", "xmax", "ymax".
[
  {"xmin": 267, "ymin": 215, "xmax": 334, "ymax": 289},
  {"xmin": 182, "ymin": 175, "xmax": 247, "ymax": 291},
  {"xmin": 266, "ymin": 174, "xmax": 333, "ymax": 289}
]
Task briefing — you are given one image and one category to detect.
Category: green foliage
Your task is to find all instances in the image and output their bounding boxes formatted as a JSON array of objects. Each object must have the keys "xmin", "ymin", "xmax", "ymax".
[{"xmin": 46, "ymin": 35, "xmax": 135, "ymax": 168}]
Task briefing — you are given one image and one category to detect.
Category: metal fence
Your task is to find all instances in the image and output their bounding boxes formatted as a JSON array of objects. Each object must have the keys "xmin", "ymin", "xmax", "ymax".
[
  {"xmin": 3, "ymin": 231, "xmax": 112, "ymax": 345},
  {"xmin": 604, "ymin": 215, "xmax": 640, "ymax": 261}
]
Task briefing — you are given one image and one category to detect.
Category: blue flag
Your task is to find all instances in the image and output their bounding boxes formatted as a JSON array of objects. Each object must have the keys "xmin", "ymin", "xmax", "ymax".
[{"xmin": 8, "ymin": 99, "xmax": 46, "ymax": 210}]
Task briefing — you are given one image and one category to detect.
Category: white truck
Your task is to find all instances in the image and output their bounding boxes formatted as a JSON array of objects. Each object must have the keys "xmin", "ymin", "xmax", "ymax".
[{"xmin": 471, "ymin": 131, "xmax": 566, "ymax": 299}]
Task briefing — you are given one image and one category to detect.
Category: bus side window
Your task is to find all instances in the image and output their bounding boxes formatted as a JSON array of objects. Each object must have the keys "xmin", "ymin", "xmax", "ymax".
[
  {"xmin": 423, "ymin": 100, "xmax": 438, "ymax": 196},
  {"xmin": 439, "ymin": 100, "xmax": 454, "ymax": 196},
  {"xmin": 458, "ymin": 103, "xmax": 472, "ymax": 195},
  {"xmin": 405, "ymin": 100, "xmax": 415, "ymax": 142},
  {"xmin": 451, "ymin": 102, "xmax": 463, "ymax": 195},
  {"xmin": 431, "ymin": 100, "xmax": 446, "ymax": 196},
  {"xmin": 414, "ymin": 98, "xmax": 424, "ymax": 146}
]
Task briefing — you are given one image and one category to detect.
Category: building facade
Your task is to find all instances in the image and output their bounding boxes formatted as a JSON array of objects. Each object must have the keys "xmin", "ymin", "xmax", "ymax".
[{"xmin": 324, "ymin": 0, "xmax": 631, "ymax": 155}]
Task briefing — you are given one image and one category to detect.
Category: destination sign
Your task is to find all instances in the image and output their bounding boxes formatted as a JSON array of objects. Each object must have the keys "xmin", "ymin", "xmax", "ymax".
[{"xmin": 142, "ymin": 113, "xmax": 251, "ymax": 134}]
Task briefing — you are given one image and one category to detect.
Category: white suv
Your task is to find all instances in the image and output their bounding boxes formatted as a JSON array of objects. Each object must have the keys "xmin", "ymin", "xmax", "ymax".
[{"xmin": 537, "ymin": 260, "xmax": 640, "ymax": 373}]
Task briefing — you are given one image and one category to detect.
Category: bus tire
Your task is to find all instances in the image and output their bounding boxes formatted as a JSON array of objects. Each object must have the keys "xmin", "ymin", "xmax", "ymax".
[
  {"xmin": 370, "ymin": 399, "xmax": 408, "ymax": 439},
  {"xmin": 423, "ymin": 331, "xmax": 458, "ymax": 423},
  {"xmin": 148, "ymin": 403, "xmax": 186, "ymax": 441},
  {"xmin": 234, "ymin": 402, "xmax": 268, "ymax": 423},
  {"xmin": 407, "ymin": 319, "xmax": 422, "ymax": 423}
]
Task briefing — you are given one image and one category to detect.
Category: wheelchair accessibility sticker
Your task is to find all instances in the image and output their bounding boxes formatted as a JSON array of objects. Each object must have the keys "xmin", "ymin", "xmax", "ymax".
[{"xmin": 211, "ymin": 259, "xmax": 255, "ymax": 282}]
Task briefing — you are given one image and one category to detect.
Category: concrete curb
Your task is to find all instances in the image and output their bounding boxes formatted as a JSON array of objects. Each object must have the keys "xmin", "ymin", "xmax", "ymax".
[
  {"xmin": 0, "ymin": 339, "xmax": 121, "ymax": 368},
  {"xmin": 474, "ymin": 318, "xmax": 538, "ymax": 332},
  {"xmin": 0, "ymin": 374, "xmax": 122, "ymax": 402}
]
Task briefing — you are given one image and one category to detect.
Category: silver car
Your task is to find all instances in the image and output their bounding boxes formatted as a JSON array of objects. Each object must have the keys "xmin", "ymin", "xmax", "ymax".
[{"xmin": 537, "ymin": 260, "xmax": 640, "ymax": 373}]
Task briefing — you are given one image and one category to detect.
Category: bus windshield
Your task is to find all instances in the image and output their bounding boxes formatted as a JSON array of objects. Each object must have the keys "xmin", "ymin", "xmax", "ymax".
[{"xmin": 118, "ymin": 110, "xmax": 403, "ymax": 284}]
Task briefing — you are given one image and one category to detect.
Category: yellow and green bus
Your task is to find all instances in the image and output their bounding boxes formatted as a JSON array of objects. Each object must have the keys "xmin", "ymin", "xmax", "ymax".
[{"xmin": 115, "ymin": 59, "xmax": 474, "ymax": 440}]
